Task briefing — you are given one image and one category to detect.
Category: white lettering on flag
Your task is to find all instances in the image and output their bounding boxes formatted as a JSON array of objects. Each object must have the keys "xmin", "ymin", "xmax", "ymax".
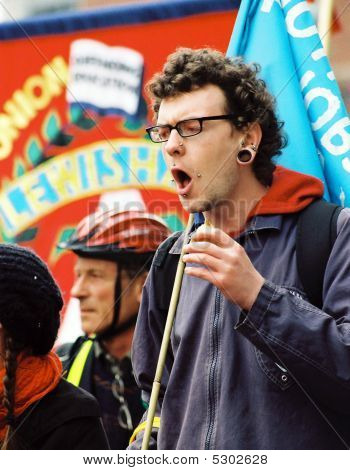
[
  {"xmin": 300, "ymin": 70, "xmax": 315, "ymax": 90},
  {"xmin": 342, "ymin": 158, "xmax": 350, "ymax": 174},
  {"xmin": 228, "ymin": 0, "xmax": 350, "ymax": 205},
  {"xmin": 311, "ymin": 48, "xmax": 326, "ymax": 61},
  {"xmin": 286, "ymin": 1, "xmax": 318, "ymax": 38},
  {"xmin": 340, "ymin": 188, "xmax": 346, "ymax": 206},
  {"xmin": 321, "ymin": 117, "xmax": 350, "ymax": 156},
  {"xmin": 261, "ymin": 0, "xmax": 281, "ymax": 13},
  {"xmin": 304, "ymin": 87, "xmax": 341, "ymax": 131}
]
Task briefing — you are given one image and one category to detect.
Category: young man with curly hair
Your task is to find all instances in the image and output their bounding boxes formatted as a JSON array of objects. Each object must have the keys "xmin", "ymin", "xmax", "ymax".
[{"xmin": 129, "ymin": 48, "xmax": 350, "ymax": 450}]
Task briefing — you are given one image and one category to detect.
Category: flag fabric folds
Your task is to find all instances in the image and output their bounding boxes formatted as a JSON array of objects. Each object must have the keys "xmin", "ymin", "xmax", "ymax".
[{"xmin": 228, "ymin": 0, "xmax": 350, "ymax": 206}]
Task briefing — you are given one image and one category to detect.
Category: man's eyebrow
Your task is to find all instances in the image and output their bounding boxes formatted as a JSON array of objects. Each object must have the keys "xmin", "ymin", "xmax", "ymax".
[
  {"xmin": 155, "ymin": 122, "xmax": 170, "ymax": 126},
  {"xmin": 156, "ymin": 116, "xmax": 199, "ymax": 126},
  {"xmin": 88, "ymin": 268, "xmax": 104, "ymax": 275},
  {"xmin": 73, "ymin": 267, "xmax": 104, "ymax": 275}
]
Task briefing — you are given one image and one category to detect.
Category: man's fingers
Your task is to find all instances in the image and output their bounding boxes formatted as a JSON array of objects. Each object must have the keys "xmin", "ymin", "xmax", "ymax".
[
  {"xmin": 191, "ymin": 226, "xmax": 233, "ymax": 248},
  {"xmin": 183, "ymin": 252, "xmax": 220, "ymax": 272},
  {"xmin": 183, "ymin": 241, "xmax": 222, "ymax": 259},
  {"xmin": 184, "ymin": 266, "xmax": 220, "ymax": 286}
]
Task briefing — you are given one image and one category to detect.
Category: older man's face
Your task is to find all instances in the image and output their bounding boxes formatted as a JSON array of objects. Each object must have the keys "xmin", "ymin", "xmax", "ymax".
[{"xmin": 71, "ymin": 257, "xmax": 117, "ymax": 336}]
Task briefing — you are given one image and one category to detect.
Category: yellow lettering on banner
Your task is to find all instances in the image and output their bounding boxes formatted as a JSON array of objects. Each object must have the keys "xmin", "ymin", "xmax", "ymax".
[
  {"xmin": 17, "ymin": 177, "xmax": 41, "ymax": 214},
  {"xmin": 0, "ymin": 55, "xmax": 69, "ymax": 160},
  {"xmin": 46, "ymin": 157, "xmax": 82, "ymax": 198},
  {"xmin": 157, "ymin": 150, "xmax": 171, "ymax": 186},
  {"xmin": 85, "ymin": 148, "xmax": 99, "ymax": 190},
  {"xmin": 0, "ymin": 140, "xmax": 172, "ymax": 238},
  {"xmin": 0, "ymin": 114, "xmax": 19, "ymax": 160},
  {"xmin": 24, "ymin": 75, "xmax": 51, "ymax": 110},
  {"xmin": 129, "ymin": 145, "xmax": 158, "ymax": 185},
  {"xmin": 3, "ymin": 99, "xmax": 32, "ymax": 129},
  {"xmin": 42, "ymin": 56, "xmax": 69, "ymax": 96},
  {"xmin": 12, "ymin": 90, "xmax": 37, "ymax": 120},
  {"xmin": 0, "ymin": 193, "xmax": 19, "ymax": 232},
  {"xmin": 87, "ymin": 151, "xmax": 99, "ymax": 189}
]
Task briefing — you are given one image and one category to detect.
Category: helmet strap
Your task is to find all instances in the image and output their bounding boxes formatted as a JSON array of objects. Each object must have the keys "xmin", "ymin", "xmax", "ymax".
[{"xmin": 96, "ymin": 265, "xmax": 138, "ymax": 341}]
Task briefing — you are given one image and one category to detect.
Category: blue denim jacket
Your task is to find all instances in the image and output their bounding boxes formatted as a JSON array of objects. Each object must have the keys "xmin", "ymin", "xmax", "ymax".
[{"xmin": 130, "ymin": 208, "xmax": 350, "ymax": 449}]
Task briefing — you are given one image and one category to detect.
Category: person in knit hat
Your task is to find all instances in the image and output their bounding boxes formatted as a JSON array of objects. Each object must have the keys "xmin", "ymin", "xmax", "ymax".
[{"xmin": 0, "ymin": 243, "xmax": 109, "ymax": 450}]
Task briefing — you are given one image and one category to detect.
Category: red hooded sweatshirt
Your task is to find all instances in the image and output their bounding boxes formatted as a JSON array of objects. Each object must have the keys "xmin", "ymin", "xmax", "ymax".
[{"xmin": 248, "ymin": 165, "xmax": 324, "ymax": 219}]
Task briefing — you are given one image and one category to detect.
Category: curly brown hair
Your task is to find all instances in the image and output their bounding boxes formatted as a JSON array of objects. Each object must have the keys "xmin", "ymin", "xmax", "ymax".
[{"xmin": 147, "ymin": 48, "xmax": 287, "ymax": 186}]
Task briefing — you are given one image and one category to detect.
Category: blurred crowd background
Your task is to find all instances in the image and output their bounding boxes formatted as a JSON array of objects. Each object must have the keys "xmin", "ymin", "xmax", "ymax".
[{"xmin": 0, "ymin": 0, "xmax": 349, "ymax": 110}]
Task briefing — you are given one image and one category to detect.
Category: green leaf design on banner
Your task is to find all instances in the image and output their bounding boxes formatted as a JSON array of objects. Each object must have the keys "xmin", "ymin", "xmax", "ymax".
[
  {"xmin": 161, "ymin": 214, "xmax": 184, "ymax": 232},
  {"xmin": 14, "ymin": 227, "xmax": 38, "ymax": 242},
  {"xmin": 45, "ymin": 112, "xmax": 61, "ymax": 140},
  {"xmin": 27, "ymin": 138, "xmax": 43, "ymax": 167},
  {"xmin": 56, "ymin": 227, "xmax": 76, "ymax": 254},
  {"xmin": 13, "ymin": 157, "xmax": 27, "ymax": 178}
]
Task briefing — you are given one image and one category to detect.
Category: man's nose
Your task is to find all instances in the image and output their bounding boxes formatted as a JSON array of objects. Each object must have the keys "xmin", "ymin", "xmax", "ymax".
[
  {"xmin": 164, "ymin": 129, "xmax": 185, "ymax": 156},
  {"xmin": 70, "ymin": 276, "xmax": 87, "ymax": 299}
]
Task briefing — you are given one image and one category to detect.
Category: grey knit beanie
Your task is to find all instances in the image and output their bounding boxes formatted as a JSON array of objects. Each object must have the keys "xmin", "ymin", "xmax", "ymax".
[{"xmin": 0, "ymin": 244, "xmax": 63, "ymax": 355}]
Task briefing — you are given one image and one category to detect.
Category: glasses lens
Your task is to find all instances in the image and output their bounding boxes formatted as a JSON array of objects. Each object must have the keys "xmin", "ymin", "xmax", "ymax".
[
  {"xmin": 178, "ymin": 119, "xmax": 201, "ymax": 137},
  {"xmin": 150, "ymin": 126, "xmax": 170, "ymax": 142}
]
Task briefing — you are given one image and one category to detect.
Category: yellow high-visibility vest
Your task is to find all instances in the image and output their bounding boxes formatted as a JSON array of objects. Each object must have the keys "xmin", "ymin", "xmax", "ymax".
[
  {"xmin": 66, "ymin": 335, "xmax": 95, "ymax": 386},
  {"xmin": 129, "ymin": 417, "xmax": 161, "ymax": 444}
]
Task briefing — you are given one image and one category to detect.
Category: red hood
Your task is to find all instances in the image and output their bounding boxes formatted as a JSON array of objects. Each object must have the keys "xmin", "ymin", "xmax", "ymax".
[{"xmin": 248, "ymin": 166, "xmax": 324, "ymax": 219}]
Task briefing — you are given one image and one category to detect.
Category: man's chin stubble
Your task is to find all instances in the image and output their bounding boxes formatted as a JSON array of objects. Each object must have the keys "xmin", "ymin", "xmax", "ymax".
[{"xmin": 179, "ymin": 196, "xmax": 214, "ymax": 214}]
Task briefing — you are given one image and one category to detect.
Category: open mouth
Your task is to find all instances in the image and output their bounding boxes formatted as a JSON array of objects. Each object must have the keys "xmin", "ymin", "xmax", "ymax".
[{"xmin": 171, "ymin": 168, "xmax": 193, "ymax": 194}]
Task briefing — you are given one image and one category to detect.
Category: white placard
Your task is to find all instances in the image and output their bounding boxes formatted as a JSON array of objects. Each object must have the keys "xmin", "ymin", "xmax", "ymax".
[{"xmin": 67, "ymin": 39, "xmax": 144, "ymax": 116}]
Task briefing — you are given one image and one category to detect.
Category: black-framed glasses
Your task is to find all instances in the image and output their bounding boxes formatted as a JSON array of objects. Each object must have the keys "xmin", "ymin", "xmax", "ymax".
[{"xmin": 146, "ymin": 114, "xmax": 236, "ymax": 143}]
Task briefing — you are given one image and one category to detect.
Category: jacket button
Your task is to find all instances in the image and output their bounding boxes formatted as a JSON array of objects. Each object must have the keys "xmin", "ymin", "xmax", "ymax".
[{"xmin": 281, "ymin": 374, "xmax": 288, "ymax": 382}]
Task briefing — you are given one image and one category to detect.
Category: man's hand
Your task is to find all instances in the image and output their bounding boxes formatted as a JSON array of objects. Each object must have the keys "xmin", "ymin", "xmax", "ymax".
[{"xmin": 183, "ymin": 227, "xmax": 265, "ymax": 311}]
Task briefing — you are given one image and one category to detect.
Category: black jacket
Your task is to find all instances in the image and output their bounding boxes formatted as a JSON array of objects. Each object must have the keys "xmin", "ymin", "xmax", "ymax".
[
  {"xmin": 58, "ymin": 337, "xmax": 144, "ymax": 449},
  {"xmin": 14, "ymin": 378, "xmax": 109, "ymax": 449}
]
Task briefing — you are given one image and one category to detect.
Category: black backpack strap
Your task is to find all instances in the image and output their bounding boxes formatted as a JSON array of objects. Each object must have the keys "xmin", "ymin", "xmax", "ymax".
[
  {"xmin": 153, "ymin": 231, "xmax": 182, "ymax": 268},
  {"xmin": 153, "ymin": 231, "xmax": 182, "ymax": 312},
  {"xmin": 296, "ymin": 199, "xmax": 342, "ymax": 309}
]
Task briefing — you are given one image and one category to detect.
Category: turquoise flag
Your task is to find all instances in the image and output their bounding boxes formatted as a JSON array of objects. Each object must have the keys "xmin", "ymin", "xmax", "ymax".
[{"xmin": 228, "ymin": 0, "xmax": 350, "ymax": 206}]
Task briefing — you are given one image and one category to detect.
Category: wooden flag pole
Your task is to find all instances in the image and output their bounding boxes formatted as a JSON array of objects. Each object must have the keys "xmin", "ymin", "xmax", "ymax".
[
  {"xmin": 141, "ymin": 213, "xmax": 194, "ymax": 450},
  {"xmin": 317, "ymin": 0, "xmax": 335, "ymax": 55}
]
